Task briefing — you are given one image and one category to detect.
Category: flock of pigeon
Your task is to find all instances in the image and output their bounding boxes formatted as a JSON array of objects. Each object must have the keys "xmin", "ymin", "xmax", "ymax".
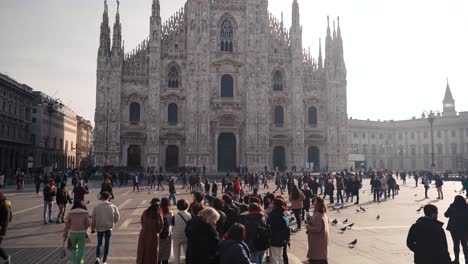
[{"xmin": 328, "ymin": 206, "xmax": 381, "ymax": 248}]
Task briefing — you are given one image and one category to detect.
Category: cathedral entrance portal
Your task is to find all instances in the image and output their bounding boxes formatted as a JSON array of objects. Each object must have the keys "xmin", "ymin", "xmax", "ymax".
[
  {"xmin": 308, "ymin": 146, "xmax": 320, "ymax": 171},
  {"xmin": 273, "ymin": 146, "xmax": 286, "ymax": 171},
  {"xmin": 127, "ymin": 145, "xmax": 141, "ymax": 169},
  {"xmin": 165, "ymin": 145, "xmax": 179, "ymax": 172},
  {"xmin": 217, "ymin": 133, "xmax": 237, "ymax": 172}
]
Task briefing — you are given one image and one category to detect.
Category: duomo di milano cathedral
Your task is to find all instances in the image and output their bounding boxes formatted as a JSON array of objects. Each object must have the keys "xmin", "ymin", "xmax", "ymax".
[{"xmin": 94, "ymin": 0, "xmax": 349, "ymax": 172}]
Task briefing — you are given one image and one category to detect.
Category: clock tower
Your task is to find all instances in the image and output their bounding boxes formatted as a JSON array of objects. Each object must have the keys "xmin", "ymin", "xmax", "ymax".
[{"xmin": 442, "ymin": 79, "xmax": 456, "ymax": 116}]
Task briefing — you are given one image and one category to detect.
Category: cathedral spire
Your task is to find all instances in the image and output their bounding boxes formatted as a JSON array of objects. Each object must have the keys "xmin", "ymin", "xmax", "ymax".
[
  {"xmin": 98, "ymin": 0, "xmax": 111, "ymax": 57},
  {"xmin": 318, "ymin": 38, "xmax": 323, "ymax": 70},
  {"xmin": 325, "ymin": 16, "xmax": 333, "ymax": 70},
  {"xmin": 292, "ymin": 0, "xmax": 300, "ymax": 27},
  {"xmin": 333, "ymin": 20, "xmax": 337, "ymax": 40},
  {"xmin": 112, "ymin": 0, "xmax": 122, "ymax": 53},
  {"xmin": 152, "ymin": 0, "xmax": 160, "ymax": 18},
  {"xmin": 443, "ymin": 78, "xmax": 456, "ymax": 115}
]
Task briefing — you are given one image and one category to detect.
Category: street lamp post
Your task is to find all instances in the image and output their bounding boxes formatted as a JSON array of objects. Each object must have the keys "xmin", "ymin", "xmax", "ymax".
[{"xmin": 423, "ymin": 110, "xmax": 440, "ymax": 170}]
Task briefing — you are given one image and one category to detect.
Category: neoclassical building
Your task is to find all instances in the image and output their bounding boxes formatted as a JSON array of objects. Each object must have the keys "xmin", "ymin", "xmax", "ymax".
[
  {"xmin": 349, "ymin": 82, "xmax": 468, "ymax": 171},
  {"xmin": 93, "ymin": 0, "xmax": 348, "ymax": 172}
]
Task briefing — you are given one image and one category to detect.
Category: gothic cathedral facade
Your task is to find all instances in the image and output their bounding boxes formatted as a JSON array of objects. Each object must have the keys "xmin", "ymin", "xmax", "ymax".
[{"xmin": 93, "ymin": 0, "xmax": 349, "ymax": 172}]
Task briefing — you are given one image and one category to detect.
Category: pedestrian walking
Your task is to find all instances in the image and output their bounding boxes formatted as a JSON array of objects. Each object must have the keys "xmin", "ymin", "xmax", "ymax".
[
  {"xmin": 136, "ymin": 198, "xmax": 163, "ymax": 264},
  {"xmin": 168, "ymin": 177, "xmax": 177, "ymax": 205},
  {"xmin": 371, "ymin": 176, "xmax": 381, "ymax": 203},
  {"xmin": 56, "ymin": 183, "xmax": 72, "ymax": 224},
  {"xmin": 444, "ymin": 195, "xmax": 468, "ymax": 264},
  {"xmin": 406, "ymin": 204, "xmax": 451, "ymax": 264},
  {"xmin": 306, "ymin": 197, "xmax": 329, "ymax": 264},
  {"xmin": 157, "ymin": 174, "xmax": 165, "ymax": 191},
  {"xmin": 133, "ymin": 173, "xmax": 140, "ymax": 192},
  {"xmin": 72, "ymin": 181, "xmax": 89, "ymax": 203},
  {"xmin": 335, "ymin": 175, "xmax": 344, "ymax": 204},
  {"xmin": 0, "ymin": 192, "xmax": 12, "ymax": 263},
  {"xmin": 301, "ymin": 184, "xmax": 313, "ymax": 220},
  {"xmin": 34, "ymin": 173, "xmax": 42, "ymax": 195},
  {"xmin": 91, "ymin": 191, "xmax": 120, "ymax": 264},
  {"xmin": 423, "ymin": 176, "xmax": 430, "ymax": 199},
  {"xmin": 63, "ymin": 200, "xmax": 91, "ymax": 264},
  {"xmin": 435, "ymin": 175, "xmax": 444, "ymax": 200},
  {"xmin": 43, "ymin": 179, "xmax": 57, "ymax": 224},
  {"xmin": 101, "ymin": 178, "xmax": 114, "ymax": 200},
  {"xmin": 289, "ymin": 185, "xmax": 305, "ymax": 230}
]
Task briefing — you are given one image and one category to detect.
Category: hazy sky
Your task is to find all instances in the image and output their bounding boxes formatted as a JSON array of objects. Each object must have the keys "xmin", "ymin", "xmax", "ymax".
[{"xmin": 1, "ymin": 0, "xmax": 467, "ymax": 124}]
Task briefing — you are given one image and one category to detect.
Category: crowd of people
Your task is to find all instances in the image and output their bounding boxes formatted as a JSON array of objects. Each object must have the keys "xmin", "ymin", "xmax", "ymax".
[{"xmin": 0, "ymin": 166, "xmax": 467, "ymax": 264}]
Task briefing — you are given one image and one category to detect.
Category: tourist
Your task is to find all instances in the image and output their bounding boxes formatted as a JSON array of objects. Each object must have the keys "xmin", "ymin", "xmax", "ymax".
[
  {"xmin": 188, "ymin": 192, "xmax": 205, "ymax": 215},
  {"xmin": 172, "ymin": 199, "xmax": 191, "ymax": 264},
  {"xmin": 157, "ymin": 174, "xmax": 165, "ymax": 191},
  {"xmin": 63, "ymin": 200, "xmax": 91, "ymax": 264},
  {"xmin": 268, "ymin": 198, "xmax": 290, "ymax": 264},
  {"xmin": 212, "ymin": 198, "xmax": 227, "ymax": 236},
  {"xmin": 323, "ymin": 179, "xmax": 335, "ymax": 204},
  {"xmin": 406, "ymin": 204, "xmax": 451, "ymax": 264},
  {"xmin": 444, "ymin": 195, "xmax": 468, "ymax": 264},
  {"xmin": 43, "ymin": 179, "xmax": 56, "ymax": 224},
  {"xmin": 423, "ymin": 176, "xmax": 430, "ymax": 199},
  {"xmin": 240, "ymin": 203, "xmax": 269, "ymax": 264},
  {"xmin": 350, "ymin": 176, "xmax": 361, "ymax": 205},
  {"xmin": 232, "ymin": 176, "xmax": 242, "ymax": 202},
  {"xmin": 371, "ymin": 176, "xmax": 381, "ymax": 203},
  {"xmin": 136, "ymin": 198, "xmax": 163, "ymax": 264},
  {"xmin": 435, "ymin": 175, "xmax": 444, "ymax": 200},
  {"xmin": 0, "ymin": 193, "xmax": 12, "ymax": 263},
  {"xmin": 187, "ymin": 207, "xmax": 221, "ymax": 264},
  {"xmin": 301, "ymin": 184, "xmax": 313, "ymax": 220},
  {"xmin": 72, "ymin": 181, "xmax": 89, "ymax": 203},
  {"xmin": 220, "ymin": 223, "xmax": 255, "ymax": 264},
  {"xmin": 133, "ymin": 173, "xmax": 140, "ymax": 192},
  {"xmin": 273, "ymin": 176, "xmax": 283, "ymax": 194},
  {"xmin": 158, "ymin": 198, "xmax": 173, "ymax": 264},
  {"xmin": 91, "ymin": 191, "xmax": 120, "ymax": 264},
  {"xmin": 380, "ymin": 175, "xmax": 388, "ymax": 200},
  {"xmin": 212, "ymin": 180, "xmax": 219, "ymax": 198},
  {"xmin": 56, "ymin": 183, "xmax": 72, "ymax": 224},
  {"xmin": 335, "ymin": 175, "xmax": 344, "ymax": 204},
  {"xmin": 101, "ymin": 178, "xmax": 114, "ymax": 200},
  {"xmin": 169, "ymin": 177, "xmax": 177, "ymax": 205},
  {"xmin": 306, "ymin": 197, "xmax": 329, "ymax": 264},
  {"xmin": 289, "ymin": 185, "xmax": 305, "ymax": 230},
  {"xmin": 34, "ymin": 173, "xmax": 42, "ymax": 195}
]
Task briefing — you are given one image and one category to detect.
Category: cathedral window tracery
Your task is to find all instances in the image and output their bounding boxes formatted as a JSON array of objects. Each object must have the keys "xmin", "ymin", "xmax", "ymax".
[
  {"xmin": 308, "ymin": 106, "xmax": 318, "ymax": 126},
  {"xmin": 220, "ymin": 18, "xmax": 234, "ymax": 52},
  {"xmin": 274, "ymin": 106, "xmax": 284, "ymax": 127},
  {"xmin": 273, "ymin": 70, "xmax": 284, "ymax": 91},
  {"xmin": 129, "ymin": 102, "xmax": 141, "ymax": 124},
  {"xmin": 167, "ymin": 64, "xmax": 180, "ymax": 88},
  {"xmin": 168, "ymin": 103, "xmax": 178, "ymax": 124}
]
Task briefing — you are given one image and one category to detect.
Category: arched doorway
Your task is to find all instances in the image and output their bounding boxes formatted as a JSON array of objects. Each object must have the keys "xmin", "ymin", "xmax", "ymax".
[
  {"xmin": 218, "ymin": 133, "xmax": 236, "ymax": 172},
  {"xmin": 273, "ymin": 146, "xmax": 286, "ymax": 171},
  {"xmin": 127, "ymin": 145, "xmax": 141, "ymax": 169},
  {"xmin": 165, "ymin": 145, "xmax": 179, "ymax": 172},
  {"xmin": 308, "ymin": 146, "xmax": 320, "ymax": 171}
]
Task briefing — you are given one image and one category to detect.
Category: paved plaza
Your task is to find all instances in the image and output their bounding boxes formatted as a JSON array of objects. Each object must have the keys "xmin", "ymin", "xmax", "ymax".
[{"xmin": 1, "ymin": 177, "xmax": 466, "ymax": 264}]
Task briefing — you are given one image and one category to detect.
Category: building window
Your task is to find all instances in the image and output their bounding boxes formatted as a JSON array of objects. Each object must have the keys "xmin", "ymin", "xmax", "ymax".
[
  {"xmin": 363, "ymin": 144, "xmax": 368, "ymax": 154},
  {"xmin": 129, "ymin": 102, "xmax": 141, "ymax": 123},
  {"xmin": 274, "ymin": 106, "xmax": 284, "ymax": 127},
  {"xmin": 168, "ymin": 103, "xmax": 178, "ymax": 124},
  {"xmin": 65, "ymin": 140, "xmax": 68, "ymax": 152},
  {"xmin": 272, "ymin": 70, "xmax": 284, "ymax": 91},
  {"xmin": 451, "ymin": 130, "xmax": 456, "ymax": 137},
  {"xmin": 371, "ymin": 144, "xmax": 376, "ymax": 155},
  {"xmin": 220, "ymin": 74, "xmax": 234, "ymax": 97},
  {"xmin": 410, "ymin": 144, "xmax": 416, "ymax": 156},
  {"xmin": 437, "ymin": 143, "xmax": 443, "ymax": 155},
  {"xmin": 398, "ymin": 145, "xmax": 404, "ymax": 156},
  {"xmin": 167, "ymin": 64, "xmax": 180, "ymax": 88},
  {"xmin": 451, "ymin": 143, "xmax": 457, "ymax": 155},
  {"xmin": 423, "ymin": 144, "xmax": 429, "ymax": 155},
  {"xmin": 410, "ymin": 132, "xmax": 415, "ymax": 140},
  {"xmin": 308, "ymin": 107, "xmax": 318, "ymax": 126},
  {"xmin": 220, "ymin": 18, "xmax": 234, "ymax": 52}
]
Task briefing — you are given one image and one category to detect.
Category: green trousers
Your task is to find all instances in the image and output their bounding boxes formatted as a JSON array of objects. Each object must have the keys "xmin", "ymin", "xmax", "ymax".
[{"xmin": 69, "ymin": 232, "xmax": 86, "ymax": 264}]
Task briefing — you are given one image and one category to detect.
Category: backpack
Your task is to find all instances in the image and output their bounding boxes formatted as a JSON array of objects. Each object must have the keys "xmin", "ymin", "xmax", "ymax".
[
  {"xmin": 247, "ymin": 217, "xmax": 271, "ymax": 251},
  {"xmin": 160, "ymin": 214, "xmax": 171, "ymax": 239}
]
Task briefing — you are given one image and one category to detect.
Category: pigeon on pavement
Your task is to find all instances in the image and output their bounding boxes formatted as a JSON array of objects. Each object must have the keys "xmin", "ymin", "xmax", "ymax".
[
  {"xmin": 376, "ymin": 215, "xmax": 380, "ymax": 220},
  {"xmin": 349, "ymin": 239, "xmax": 358, "ymax": 247}
]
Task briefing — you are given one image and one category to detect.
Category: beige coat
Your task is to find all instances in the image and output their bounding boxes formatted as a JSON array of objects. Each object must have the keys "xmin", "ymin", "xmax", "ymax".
[
  {"xmin": 306, "ymin": 211, "xmax": 329, "ymax": 261},
  {"xmin": 289, "ymin": 191, "xmax": 306, "ymax": 209},
  {"xmin": 63, "ymin": 208, "xmax": 91, "ymax": 239}
]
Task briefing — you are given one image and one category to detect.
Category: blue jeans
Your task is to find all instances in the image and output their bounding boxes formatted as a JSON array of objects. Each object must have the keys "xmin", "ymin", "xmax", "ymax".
[
  {"xmin": 96, "ymin": 230, "xmax": 112, "ymax": 262},
  {"xmin": 169, "ymin": 193, "xmax": 177, "ymax": 205},
  {"xmin": 251, "ymin": 250, "xmax": 265, "ymax": 264},
  {"xmin": 43, "ymin": 201, "xmax": 53, "ymax": 223}
]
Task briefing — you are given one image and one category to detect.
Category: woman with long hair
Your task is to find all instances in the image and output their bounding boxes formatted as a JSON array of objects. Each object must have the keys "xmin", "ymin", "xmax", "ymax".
[
  {"xmin": 56, "ymin": 183, "xmax": 72, "ymax": 224},
  {"xmin": 137, "ymin": 198, "xmax": 164, "ymax": 264},
  {"xmin": 444, "ymin": 195, "xmax": 468, "ymax": 264},
  {"xmin": 306, "ymin": 197, "xmax": 329, "ymax": 264},
  {"xmin": 158, "ymin": 198, "xmax": 173, "ymax": 264},
  {"xmin": 63, "ymin": 200, "xmax": 91, "ymax": 264},
  {"xmin": 289, "ymin": 185, "xmax": 305, "ymax": 230}
]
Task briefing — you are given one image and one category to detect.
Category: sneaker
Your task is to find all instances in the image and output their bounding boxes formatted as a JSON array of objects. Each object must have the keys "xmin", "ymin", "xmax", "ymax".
[{"xmin": 95, "ymin": 257, "xmax": 100, "ymax": 264}]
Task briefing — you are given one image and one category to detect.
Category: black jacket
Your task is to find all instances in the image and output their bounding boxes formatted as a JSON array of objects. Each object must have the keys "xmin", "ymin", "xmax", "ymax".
[
  {"xmin": 444, "ymin": 203, "xmax": 468, "ymax": 237},
  {"xmin": 72, "ymin": 186, "xmax": 89, "ymax": 201},
  {"xmin": 239, "ymin": 211, "xmax": 267, "ymax": 252},
  {"xmin": 43, "ymin": 184, "xmax": 56, "ymax": 202},
  {"xmin": 220, "ymin": 240, "xmax": 253, "ymax": 264},
  {"xmin": 267, "ymin": 208, "xmax": 290, "ymax": 247},
  {"xmin": 188, "ymin": 217, "xmax": 220, "ymax": 264},
  {"xmin": 406, "ymin": 216, "xmax": 451, "ymax": 264},
  {"xmin": 56, "ymin": 188, "xmax": 72, "ymax": 205},
  {"xmin": 0, "ymin": 199, "xmax": 12, "ymax": 236}
]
